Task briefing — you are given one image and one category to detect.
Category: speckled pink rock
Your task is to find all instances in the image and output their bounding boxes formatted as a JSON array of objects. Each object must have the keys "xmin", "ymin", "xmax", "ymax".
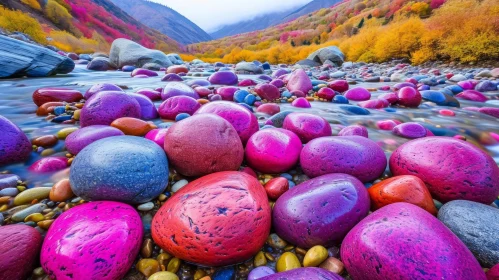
[
  {"xmin": 29, "ymin": 157, "xmax": 68, "ymax": 173},
  {"xmin": 341, "ymin": 203, "xmax": 486, "ymax": 280},
  {"xmin": 195, "ymin": 101, "xmax": 258, "ymax": 144},
  {"xmin": 300, "ymin": 136, "xmax": 387, "ymax": 182},
  {"xmin": 80, "ymin": 91, "xmax": 141, "ymax": 127},
  {"xmin": 456, "ymin": 90, "xmax": 488, "ymax": 102},
  {"xmin": 41, "ymin": 201, "xmax": 143, "ymax": 280},
  {"xmin": 0, "ymin": 224, "xmax": 42, "ymax": 280},
  {"xmin": 131, "ymin": 68, "xmax": 158, "ymax": 77},
  {"xmin": 256, "ymin": 103, "xmax": 280, "ymax": 115},
  {"xmin": 286, "ymin": 69, "xmax": 312, "ymax": 94},
  {"xmin": 85, "ymin": 83, "xmax": 123, "ymax": 99},
  {"xmin": 158, "ymin": 96, "xmax": 200, "ymax": 120},
  {"xmin": 328, "ymin": 80, "xmax": 349, "ymax": 92},
  {"xmin": 0, "ymin": 115, "xmax": 31, "ymax": 166},
  {"xmin": 397, "ymin": 87, "xmax": 422, "ymax": 107},
  {"xmin": 390, "ymin": 137, "xmax": 499, "ymax": 204},
  {"xmin": 317, "ymin": 87, "xmax": 336, "ymax": 101},
  {"xmin": 136, "ymin": 88, "xmax": 161, "ymax": 101},
  {"xmin": 128, "ymin": 93, "xmax": 158, "ymax": 120},
  {"xmin": 245, "ymin": 128, "xmax": 302, "ymax": 174},
  {"xmin": 392, "ymin": 122, "xmax": 427, "ymax": 139},
  {"xmin": 259, "ymin": 268, "xmax": 344, "ymax": 280},
  {"xmin": 274, "ymin": 173, "xmax": 369, "ymax": 249},
  {"xmin": 65, "ymin": 125, "xmax": 124, "ymax": 155},
  {"xmin": 338, "ymin": 125, "xmax": 368, "ymax": 137},
  {"xmin": 255, "ymin": 84, "xmax": 280, "ymax": 101},
  {"xmin": 164, "ymin": 114, "xmax": 244, "ymax": 177},
  {"xmin": 344, "ymin": 87, "xmax": 371, "ymax": 101},
  {"xmin": 161, "ymin": 82, "xmax": 199, "ymax": 100},
  {"xmin": 292, "ymin": 97, "xmax": 311, "ymax": 108},
  {"xmin": 283, "ymin": 112, "xmax": 332, "ymax": 143},
  {"xmin": 145, "ymin": 128, "xmax": 168, "ymax": 147},
  {"xmin": 216, "ymin": 86, "xmax": 239, "ymax": 101}
]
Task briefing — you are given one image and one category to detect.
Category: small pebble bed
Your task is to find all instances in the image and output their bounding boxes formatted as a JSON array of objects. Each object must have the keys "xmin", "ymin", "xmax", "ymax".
[{"xmin": 1, "ymin": 59, "xmax": 499, "ymax": 280}]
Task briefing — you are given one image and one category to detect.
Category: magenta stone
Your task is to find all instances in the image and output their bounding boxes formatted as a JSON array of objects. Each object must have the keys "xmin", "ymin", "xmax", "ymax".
[
  {"xmin": 456, "ymin": 90, "xmax": 488, "ymax": 102},
  {"xmin": 80, "ymin": 91, "xmax": 141, "ymax": 127},
  {"xmin": 341, "ymin": 203, "xmax": 486, "ymax": 280},
  {"xmin": 397, "ymin": 87, "xmax": 422, "ymax": 107},
  {"xmin": 328, "ymin": 80, "xmax": 349, "ymax": 92},
  {"xmin": 338, "ymin": 125, "xmax": 368, "ymax": 138},
  {"xmin": 0, "ymin": 115, "xmax": 31, "ymax": 166},
  {"xmin": 256, "ymin": 103, "xmax": 280, "ymax": 116},
  {"xmin": 255, "ymin": 84, "xmax": 280, "ymax": 101},
  {"xmin": 195, "ymin": 101, "xmax": 259, "ymax": 144},
  {"xmin": 238, "ymin": 79, "xmax": 257, "ymax": 86},
  {"xmin": 131, "ymin": 68, "xmax": 158, "ymax": 77},
  {"xmin": 245, "ymin": 128, "xmax": 302, "ymax": 174},
  {"xmin": 260, "ymin": 268, "xmax": 343, "ymax": 280},
  {"xmin": 161, "ymin": 82, "xmax": 199, "ymax": 100},
  {"xmin": 158, "ymin": 96, "xmax": 200, "ymax": 120},
  {"xmin": 216, "ymin": 86, "xmax": 239, "ymax": 101},
  {"xmin": 65, "ymin": 125, "xmax": 125, "ymax": 155},
  {"xmin": 128, "ymin": 93, "xmax": 158, "ymax": 120},
  {"xmin": 344, "ymin": 87, "xmax": 371, "ymax": 101},
  {"xmin": 301, "ymin": 136, "xmax": 387, "ymax": 182},
  {"xmin": 273, "ymin": 173, "xmax": 370, "ymax": 248},
  {"xmin": 317, "ymin": 87, "xmax": 336, "ymax": 101},
  {"xmin": 286, "ymin": 69, "xmax": 312, "ymax": 94},
  {"xmin": 283, "ymin": 112, "xmax": 332, "ymax": 143},
  {"xmin": 292, "ymin": 97, "xmax": 311, "ymax": 108},
  {"xmin": 84, "ymin": 83, "xmax": 123, "ymax": 99},
  {"xmin": 0, "ymin": 224, "xmax": 42, "ymax": 280},
  {"xmin": 161, "ymin": 73, "xmax": 183, "ymax": 81},
  {"xmin": 41, "ymin": 201, "xmax": 143, "ymax": 280},
  {"xmin": 136, "ymin": 88, "xmax": 162, "ymax": 101},
  {"xmin": 208, "ymin": 71, "xmax": 238, "ymax": 85},
  {"xmin": 29, "ymin": 156, "xmax": 68, "ymax": 173},
  {"xmin": 392, "ymin": 122, "xmax": 427, "ymax": 139},
  {"xmin": 390, "ymin": 137, "xmax": 499, "ymax": 204},
  {"xmin": 145, "ymin": 128, "xmax": 168, "ymax": 147}
]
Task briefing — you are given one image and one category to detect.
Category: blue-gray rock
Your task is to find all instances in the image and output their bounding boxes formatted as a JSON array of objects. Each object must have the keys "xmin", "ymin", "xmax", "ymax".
[
  {"xmin": 70, "ymin": 136, "xmax": 169, "ymax": 204},
  {"xmin": 307, "ymin": 46, "xmax": 345, "ymax": 66},
  {"xmin": 0, "ymin": 174, "xmax": 20, "ymax": 190},
  {"xmin": 235, "ymin": 62, "xmax": 263, "ymax": 74},
  {"xmin": 476, "ymin": 81, "xmax": 498, "ymax": 92},
  {"xmin": 438, "ymin": 200, "xmax": 499, "ymax": 268},
  {"xmin": 86, "ymin": 57, "xmax": 116, "ymax": 71},
  {"xmin": 109, "ymin": 38, "xmax": 173, "ymax": 69},
  {"xmin": 0, "ymin": 35, "xmax": 74, "ymax": 78}
]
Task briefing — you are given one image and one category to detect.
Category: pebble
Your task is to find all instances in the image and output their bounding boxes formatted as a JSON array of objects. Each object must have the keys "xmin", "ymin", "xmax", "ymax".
[
  {"xmin": 303, "ymin": 245, "xmax": 328, "ymax": 267},
  {"xmin": 14, "ymin": 187, "xmax": 51, "ymax": 205}
]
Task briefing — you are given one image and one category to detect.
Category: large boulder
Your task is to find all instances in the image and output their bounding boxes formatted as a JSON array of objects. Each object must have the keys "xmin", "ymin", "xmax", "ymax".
[
  {"xmin": 307, "ymin": 46, "xmax": 345, "ymax": 66},
  {"xmin": 0, "ymin": 35, "xmax": 74, "ymax": 78},
  {"xmin": 109, "ymin": 38, "xmax": 173, "ymax": 69}
]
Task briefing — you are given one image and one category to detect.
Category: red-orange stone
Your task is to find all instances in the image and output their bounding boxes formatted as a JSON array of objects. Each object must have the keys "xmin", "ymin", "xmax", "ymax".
[
  {"xmin": 264, "ymin": 177, "xmax": 289, "ymax": 200},
  {"xmin": 32, "ymin": 88, "xmax": 83, "ymax": 107},
  {"xmin": 152, "ymin": 171, "xmax": 271, "ymax": 267},
  {"xmin": 368, "ymin": 175, "xmax": 437, "ymax": 215},
  {"xmin": 110, "ymin": 117, "xmax": 157, "ymax": 136}
]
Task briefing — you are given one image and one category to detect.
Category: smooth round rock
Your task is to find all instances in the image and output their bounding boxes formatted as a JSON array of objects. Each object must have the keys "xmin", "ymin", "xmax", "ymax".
[
  {"xmin": 0, "ymin": 115, "xmax": 31, "ymax": 166},
  {"xmin": 162, "ymin": 82, "xmax": 199, "ymax": 100},
  {"xmin": 392, "ymin": 122, "xmax": 427, "ymax": 139},
  {"xmin": 245, "ymin": 128, "xmax": 302, "ymax": 174},
  {"xmin": 84, "ymin": 83, "xmax": 123, "ymax": 99},
  {"xmin": 195, "ymin": 101, "xmax": 259, "ymax": 144},
  {"xmin": 255, "ymin": 84, "xmax": 280, "ymax": 101},
  {"xmin": 438, "ymin": 200, "xmax": 499, "ymax": 267},
  {"xmin": 338, "ymin": 125, "xmax": 368, "ymax": 138},
  {"xmin": 341, "ymin": 203, "xmax": 486, "ymax": 280},
  {"xmin": 151, "ymin": 171, "xmax": 271, "ymax": 267},
  {"xmin": 259, "ymin": 268, "xmax": 343, "ymax": 280},
  {"xmin": 65, "ymin": 125, "xmax": 124, "ymax": 155},
  {"xmin": 283, "ymin": 112, "xmax": 332, "ymax": 143},
  {"xmin": 80, "ymin": 91, "xmax": 141, "ymax": 127},
  {"xmin": 164, "ymin": 114, "xmax": 243, "ymax": 177},
  {"xmin": 286, "ymin": 69, "xmax": 312, "ymax": 94},
  {"xmin": 70, "ymin": 136, "xmax": 169, "ymax": 204},
  {"xmin": 273, "ymin": 173, "xmax": 369, "ymax": 248},
  {"xmin": 300, "ymin": 136, "xmax": 387, "ymax": 182},
  {"xmin": 368, "ymin": 175, "xmax": 437, "ymax": 215},
  {"xmin": 41, "ymin": 201, "xmax": 143, "ymax": 280},
  {"xmin": 32, "ymin": 88, "xmax": 83, "ymax": 107},
  {"xmin": 158, "ymin": 96, "xmax": 200, "ymax": 120},
  {"xmin": 0, "ymin": 224, "xmax": 42, "ymax": 280},
  {"xmin": 208, "ymin": 71, "xmax": 238, "ymax": 85},
  {"xmin": 29, "ymin": 157, "xmax": 68, "ymax": 173},
  {"xmin": 389, "ymin": 137, "xmax": 499, "ymax": 204},
  {"xmin": 344, "ymin": 87, "xmax": 371, "ymax": 101},
  {"xmin": 397, "ymin": 87, "xmax": 422, "ymax": 107}
]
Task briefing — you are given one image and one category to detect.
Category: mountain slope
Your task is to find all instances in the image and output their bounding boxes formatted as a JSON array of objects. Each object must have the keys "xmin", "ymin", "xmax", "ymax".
[
  {"xmin": 210, "ymin": 0, "xmax": 342, "ymax": 39},
  {"xmin": 110, "ymin": 0, "xmax": 211, "ymax": 45}
]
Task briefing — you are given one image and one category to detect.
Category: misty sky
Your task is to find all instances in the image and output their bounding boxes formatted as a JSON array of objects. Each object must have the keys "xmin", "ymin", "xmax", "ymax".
[{"xmin": 153, "ymin": 0, "xmax": 313, "ymax": 32}]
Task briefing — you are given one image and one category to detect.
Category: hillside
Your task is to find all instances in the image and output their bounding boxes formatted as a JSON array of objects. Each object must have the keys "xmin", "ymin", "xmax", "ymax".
[
  {"xmin": 0, "ymin": 0, "xmax": 180, "ymax": 53},
  {"xmin": 185, "ymin": 0, "xmax": 499, "ymax": 65},
  {"xmin": 210, "ymin": 0, "xmax": 342, "ymax": 39},
  {"xmin": 109, "ymin": 0, "xmax": 211, "ymax": 45}
]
